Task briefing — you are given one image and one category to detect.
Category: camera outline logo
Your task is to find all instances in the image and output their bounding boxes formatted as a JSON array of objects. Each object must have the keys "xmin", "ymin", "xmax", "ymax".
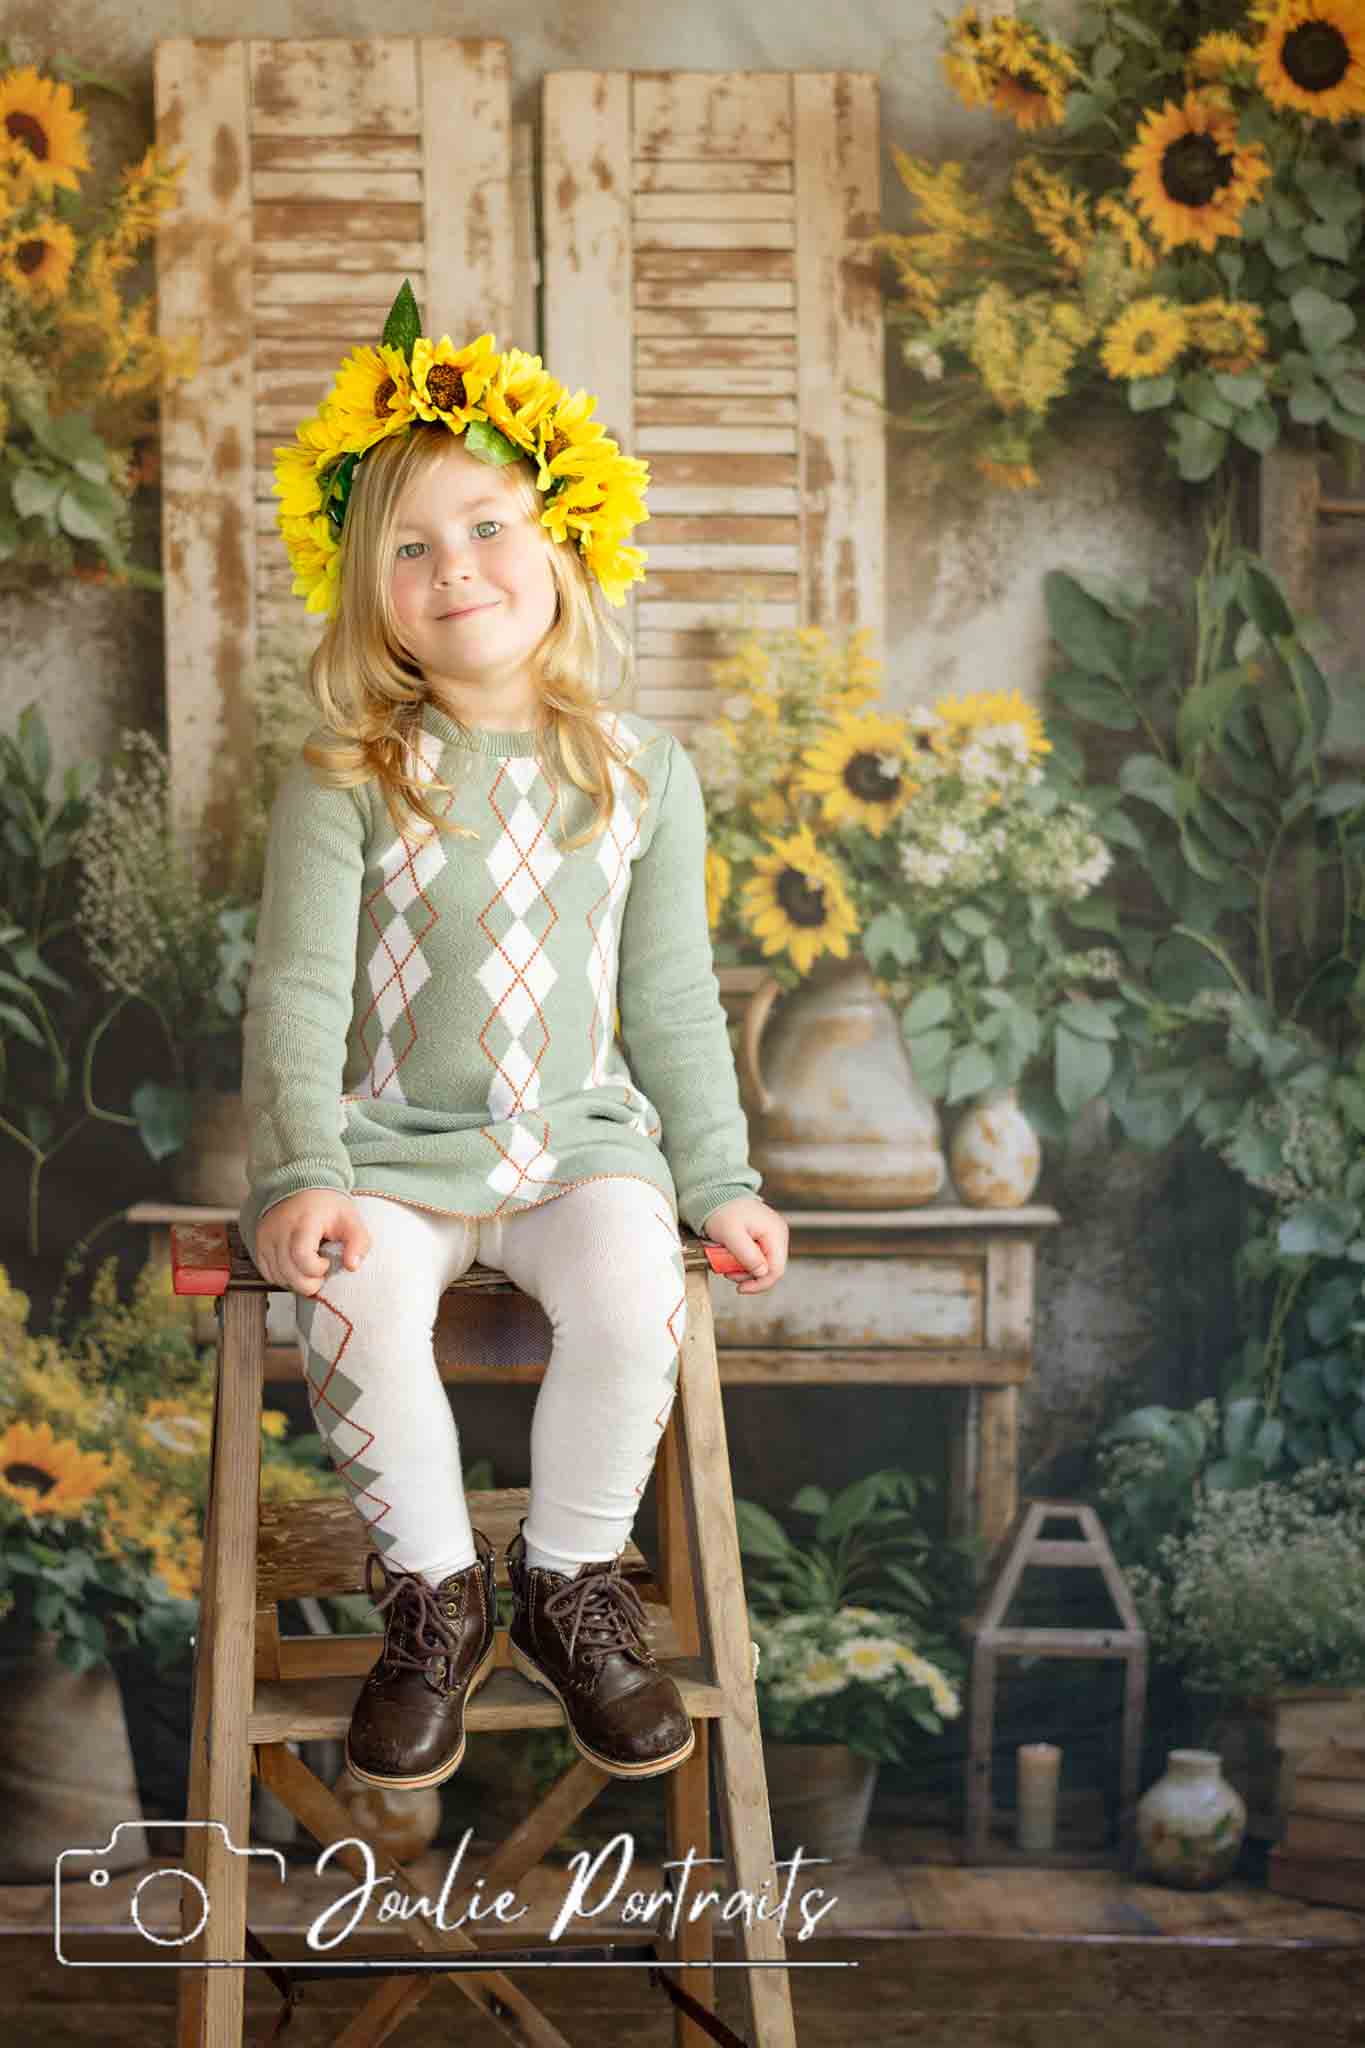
[{"xmin": 53, "ymin": 1822, "xmax": 287, "ymax": 1967}]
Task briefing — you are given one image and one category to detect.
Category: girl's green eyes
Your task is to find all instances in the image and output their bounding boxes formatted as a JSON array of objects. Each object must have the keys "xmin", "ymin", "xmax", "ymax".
[{"xmin": 396, "ymin": 520, "xmax": 501, "ymax": 561}]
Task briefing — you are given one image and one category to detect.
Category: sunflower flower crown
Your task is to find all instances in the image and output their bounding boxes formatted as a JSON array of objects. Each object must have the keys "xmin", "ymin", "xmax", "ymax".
[{"xmin": 275, "ymin": 280, "xmax": 649, "ymax": 614}]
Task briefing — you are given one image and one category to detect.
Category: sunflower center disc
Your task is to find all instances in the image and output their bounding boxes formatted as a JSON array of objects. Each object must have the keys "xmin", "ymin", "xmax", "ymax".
[
  {"xmin": 5, "ymin": 1462, "xmax": 55, "ymax": 1496},
  {"xmin": 1161, "ymin": 131, "xmax": 1235, "ymax": 207},
  {"xmin": 776, "ymin": 869, "xmax": 829, "ymax": 927},
  {"xmin": 16, "ymin": 239, "xmax": 45, "ymax": 275},
  {"xmin": 845, "ymin": 753, "xmax": 901, "ymax": 802},
  {"xmin": 1282, "ymin": 20, "xmax": 1350, "ymax": 91},
  {"xmin": 5, "ymin": 110, "xmax": 49, "ymax": 159}
]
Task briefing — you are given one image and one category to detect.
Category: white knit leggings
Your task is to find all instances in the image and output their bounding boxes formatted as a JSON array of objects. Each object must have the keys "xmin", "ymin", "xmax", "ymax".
[{"xmin": 292, "ymin": 1177, "xmax": 687, "ymax": 1587}]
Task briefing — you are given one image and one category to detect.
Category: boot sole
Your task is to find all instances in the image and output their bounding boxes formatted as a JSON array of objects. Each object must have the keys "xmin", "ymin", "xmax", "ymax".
[
  {"xmin": 509, "ymin": 1640, "xmax": 696, "ymax": 1779},
  {"xmin": 344, "ymin": 1638, "xmax": 497, "ymax": 1793}
]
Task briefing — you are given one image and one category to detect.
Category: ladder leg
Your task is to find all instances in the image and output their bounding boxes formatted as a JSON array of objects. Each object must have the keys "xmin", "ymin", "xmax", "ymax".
[
  {"xmin": 656, "ymin": 1410, "xmax": 716, "ymax": 2044},
  {"xmin": 675, "ymin": 1270, "xmax": 796, "ymax": 2048},
  {"xmin": 964, "ymin": 1643, "xmax": 996, "ymax": 1865},
  {"xmin": 176, "ymin": 1288, "xmax": 266, "ymax": 2047}
]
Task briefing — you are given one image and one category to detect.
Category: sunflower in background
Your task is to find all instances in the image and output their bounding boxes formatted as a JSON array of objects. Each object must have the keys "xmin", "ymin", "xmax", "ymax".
[
  {"xmin": 1, "ymin": 214, "xmax": 75, "ymax": 299},
  {"xmin": 739, "ymin": 823, "xmax": 862, "ymax": 979},
  {"xmin": 1100, "ymin": 297, "xmax": 1191, "ymax": 380},
  {"xmin": 1124, "ymin": 92, "xmax": 1271, "ymax": 252},
  {"xmin": 0, "ymin": 1417, "xmax": 110, "ymax": 1516},
  {"xmin": 794, "ymin": 711, "xmax": 918, "ymax": 837},
  {"xmin": 0, "ymin": 65, "xmax": 89, "ymax": 196},
  {"xmin": 1257, "ymin": 0, "xmax": 1365, "ymax": 118}
]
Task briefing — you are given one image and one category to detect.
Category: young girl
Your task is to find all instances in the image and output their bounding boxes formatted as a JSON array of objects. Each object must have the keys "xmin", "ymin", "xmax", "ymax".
[{"xmin": 242, "ymin": 296, "xmax": 788, "ymax": 1795}]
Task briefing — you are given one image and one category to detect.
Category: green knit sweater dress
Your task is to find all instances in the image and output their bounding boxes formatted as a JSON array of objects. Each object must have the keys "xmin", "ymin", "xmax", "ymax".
[{"xmin": 238, "ymin": 699, "xmax": 762, "ymax": 1264}]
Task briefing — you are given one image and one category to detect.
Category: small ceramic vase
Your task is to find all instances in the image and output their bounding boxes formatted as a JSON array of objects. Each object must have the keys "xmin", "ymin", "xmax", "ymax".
[
  {"xmin": 949, "ymin": 1088, "xmax": 1042, "ymax": 1208},
  {"xmin": 1135, "ymin": 1749, "xmax": 1247, "ymax": 1890}
]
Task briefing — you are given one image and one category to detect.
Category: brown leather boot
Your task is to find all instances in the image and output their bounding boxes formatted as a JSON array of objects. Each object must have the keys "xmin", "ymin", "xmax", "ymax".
[
  {"xmin": 345, "ymin": 1534, "xmax": 496, "ymax": 1791},
  {"xmin": 506, "ymin": 1529, "xmax": 694, "ymax": 1778}
]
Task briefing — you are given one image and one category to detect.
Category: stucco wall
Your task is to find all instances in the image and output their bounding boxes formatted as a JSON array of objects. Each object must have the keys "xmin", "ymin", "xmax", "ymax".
[{"xmin": 0, "ymin": 0, "xmax": 1223, "ymax": 1486}]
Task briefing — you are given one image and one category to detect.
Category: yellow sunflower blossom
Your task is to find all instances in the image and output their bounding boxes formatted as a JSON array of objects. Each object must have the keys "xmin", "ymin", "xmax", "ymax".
[
  {"xmin": 704, "ymin": 847, "xmax": 732, "ymax": 930},
  {"xmin": 891, "ymin": 148, "xmax": 998, "ymax": 243},
  {"xmin": 534, "ymin": 388, "xmax": 612, "ymax": 491},
  {"xmin": 1188, "ymin": 31, "xmax": 1261, "ymax": 79},
  {"xmin": 935, "ymin": 687, "xmax": 1051, "ymax": 757},
  {"xmin": 1257, "ymin": 0, "xmax": 1365, "ymax": 117},
  {"xmin": 1095, "ymin": 194, "xmax": 1160, "ymax": 274},
  {"xmin": 794, "ymin": 712, "xmax": 918, "ymax": 837},
  {"xmin": 1185, "ymin": 296, "xmax": 1268, "ymax": 371},
  {"xmin": 0, "ymin": 1418, "xmax": 112, "ymax": 1517},
  {"xmin": 739, "ymin": 821, "xmax": 861, "ymax": 978},
  {"xmin": 480, "ymin": 348, "xmax": 561, "ymax": 453},
  {"xmin": 1100, "ymin": 296, "xmax": 1190, "ymax": 380},
  {"xmin": 1124, "ymin": 92, "xmax": 1271, "ymax": 252},
  {"xmin": 273, "ymin": 425, "xmax": 332, "ymax": 520},
  {"xmin": 326, "ymin": 343, "xmax": 417, "ymax": 452},
  {"xmin": 752, "ymin": 789, "xmax": 791, "ymax": 827},
  {"xmin": 942, "ymin": 4, "xmax": 992, "ymax": 106},
  {"xmin": 986, "ymin": 16, "xmax": 1079, "ymax": 129},
  {"xmin": 410, "ymin": 332, "xmax": 499, "ymax": 431},
  {"xmin": 2, "ymin": 217, "xmax": 77, "ymax": 300},
  {"xmin": 0, "ymin": 66, "xmax": 90, "ymax": 197}
]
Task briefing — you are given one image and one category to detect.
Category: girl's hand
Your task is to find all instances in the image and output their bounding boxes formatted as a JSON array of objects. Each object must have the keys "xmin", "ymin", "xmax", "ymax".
[{"xmin": 700, "ymin": 1197, "xmax": 788, "ymax": 1294}]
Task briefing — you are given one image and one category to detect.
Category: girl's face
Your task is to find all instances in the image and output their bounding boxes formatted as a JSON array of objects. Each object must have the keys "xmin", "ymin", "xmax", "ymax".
[{"xmin": 388, "ymin": 439, "xmax": 558, "ymax": 722}]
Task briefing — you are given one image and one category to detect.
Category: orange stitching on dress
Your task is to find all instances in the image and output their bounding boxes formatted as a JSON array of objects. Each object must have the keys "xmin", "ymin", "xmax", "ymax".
[
  {"xmin": 585, "ymin": 783, "xmax": 644, "ymax": 1074},
  {"xmin": 477, "ymin": 1118, "xmax": 576, "ymax": 1211}
]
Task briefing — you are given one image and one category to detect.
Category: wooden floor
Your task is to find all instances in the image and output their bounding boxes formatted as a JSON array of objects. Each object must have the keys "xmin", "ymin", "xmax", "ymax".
[{"xmin": 7, "ymin": 1811, "xmax": 1364, "ymax": 2046}]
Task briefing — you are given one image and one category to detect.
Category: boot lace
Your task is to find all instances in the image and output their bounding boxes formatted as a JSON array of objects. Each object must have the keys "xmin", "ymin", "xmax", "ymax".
[
  {"xmin": 365, "ymin": 1553, "xmax": 461, "ymax": 1680},
  {"xmin": 542, "ymin": 1564, "xmax": 653, "ymax": 1667}
]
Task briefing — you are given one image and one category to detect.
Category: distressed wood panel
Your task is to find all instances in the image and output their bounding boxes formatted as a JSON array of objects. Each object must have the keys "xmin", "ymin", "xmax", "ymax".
[
  {"xmin": 648, "ymin": 515, "xmax": 799, "ymax": 543},
  {"xmin": 645, "ymin": 545, "xmax": 801, "ymax": 571},
  {"xmin": 252, "ymin": 169, "xmax": 423, "ymax": 203},
  {"xmin": 161, "ymin": 36, "xmax": 519, "ymax": 863},
  {"xmin": 254, "ymin": 200, "xmax": 422, "ymax": 239},
  {"xmin": 636, "ymin": 278, "xmax": 795, "ymax": 308},
  {"xmin": 645, "ymin": 570, "xmax": 799, "ymax": 600},
  {"xmin": 249, "ymin": 37, "xmax": 420, "ymax": 137},
  {"xmin": 793, "ymin": 72, "xmax": 884, "ymax": 642},
  {"xmin": 638, "ymin": 336, "xmax": 797, "ymax": 367},
  {"xmin": 422, "ymin": 38, "xmax": 512, "ymax": 341},
  {"xmin": 636, "ymin": 368, "xmax": 795, "ymax": 397},
  {"xmin": 634, "ymin": 159, "xmax": 793, "ymax": 192},
  {"xmin": 633, "ymin": 73, "xmax": 792, "ymax": 160},
  {"xmin": 635, "ymin": 307, "xmax": 796, "ymax": 337},
  {"xmin": 633, "ymin": 658, "xmax": 722, "ymax": 690},
  {"xmin": 637, "ymin": 395, "xmax": 796, "ymax": 425},
  {"xmin": 634, "ymin": 248, "xmax": 794, "ymax": 280},
  {"xmin": 638, "ymin": 628, "xmax": 738, "ymax": 658},
  {"xmin": 636, "ymin": 425, "xmax": 798, "ymax": 453},
  {"xmin": 253, "ymin": 268, "xmax": 425, "ymax": 306},
  {"xmin": 638, "ymin": 601, "xmax": 798, "ymax": 630},
  {"xmin": 254, "ymin": 238, "xmax": 426, "ymax": 270},
  {"xmin": 651, "ymin": 486, "xmax": 800, "ymax": 515},
  {"xmin": 712, "ymin": 1257, "xmax": 984, "ymax": 1350},
  {"xmin": 155, "ymin": 39, "xmax": 255, "ymax": 861},
  {"xmin": 648, "ymin": 452, "xmax": 798, "ymax": 487},
  {"xmin": 634, "ymin": 192, "xmax": 795, "ymax": 220},
  {"xmin": 252, "ymin": 135, "xmax": 421, "ymax": 170},
  {"xmin": 633, "ymin": 220, "xmax": 796, "ymax": 250}
]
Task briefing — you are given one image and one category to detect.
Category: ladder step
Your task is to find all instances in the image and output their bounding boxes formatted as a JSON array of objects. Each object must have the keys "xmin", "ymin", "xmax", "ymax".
[
  {"xmin": 248, "ymin": 1660, "xmax": 726, "ymax": 1742},
  {"xmin": 257, "ymin": 1488, "xmax": 650, "ymax": 1603}
]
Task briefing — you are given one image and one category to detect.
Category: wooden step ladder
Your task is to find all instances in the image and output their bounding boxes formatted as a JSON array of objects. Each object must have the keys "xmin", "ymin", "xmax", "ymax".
[{"xmin": 169, "ymin": 1219, "xmax": 798, "ymax": 2048}]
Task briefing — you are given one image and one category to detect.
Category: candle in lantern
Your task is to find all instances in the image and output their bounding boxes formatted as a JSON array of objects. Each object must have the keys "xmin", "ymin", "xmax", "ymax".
[{"xmin": 1017, "ymin": 1743, "xmax": 1061, "ymax": 1853}]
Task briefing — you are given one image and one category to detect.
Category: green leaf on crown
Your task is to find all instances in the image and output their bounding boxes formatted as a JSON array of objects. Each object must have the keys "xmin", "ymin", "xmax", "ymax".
[
  {"xmin": 464, "ymin": 418, "xmax": 522, "ymax": 467},
  {"xmin": 382, "ymin": 279, "xmax": 423, "ymax": 363}
]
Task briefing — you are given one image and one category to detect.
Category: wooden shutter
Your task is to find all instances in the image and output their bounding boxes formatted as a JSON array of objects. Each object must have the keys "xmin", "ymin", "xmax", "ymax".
[
  {"xmin": 542, "ymin": 70, "xmax": 884, "ymax": 744},
  {"xmin": 155, "ymin": 37, "xmax": 529, "ymax": 852}
]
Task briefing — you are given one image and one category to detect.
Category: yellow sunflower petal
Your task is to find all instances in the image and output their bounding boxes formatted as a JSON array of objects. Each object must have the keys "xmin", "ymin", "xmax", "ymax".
[
  {"xmin": 0, "ymin": 67, "xmax": 90, "ymax": 196},
  {"xmin": 1257, "ymin": 0, "xmax": 1365, "ymax": 118}
]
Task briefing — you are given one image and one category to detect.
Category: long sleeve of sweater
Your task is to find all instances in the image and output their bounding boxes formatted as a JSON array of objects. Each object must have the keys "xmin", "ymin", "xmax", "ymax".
[
  {"xmin": 240, "ymin": 753, "xmax": 365, "ymax": 1244},
  {"xmin": 616, "ymin": 735, "xmax": 761, "ymax": 1235}
]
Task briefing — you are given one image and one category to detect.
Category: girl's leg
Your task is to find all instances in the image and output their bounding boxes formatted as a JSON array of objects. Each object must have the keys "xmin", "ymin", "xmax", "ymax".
[
  {"xmin": 293, "ymin": 1193, "xmax": 482, "ymax": 1585},
  {"xmin": 478, "ymin": 1177, "xmax": 688, "ymax": 1569}
]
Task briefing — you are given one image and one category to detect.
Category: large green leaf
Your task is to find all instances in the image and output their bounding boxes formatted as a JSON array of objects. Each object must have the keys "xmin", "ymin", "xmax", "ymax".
[
  {"xmin": 1054, "ymin": 1021, "xmax": 1112, "ymax": 1115},
  {"xmin": 1292, "ymin": 284, "xmax": 1356, "ymax": 352},
  {"xmin": 1042, "ymin": 571, "xmax": 1129, "ymax": 683}
]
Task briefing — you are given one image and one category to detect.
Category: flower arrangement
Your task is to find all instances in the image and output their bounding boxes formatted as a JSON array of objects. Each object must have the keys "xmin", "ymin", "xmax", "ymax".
[
  {"xmin": 692, "ymin": 624, "xmax": 1120, "ymax": 1119},
  {"xmin": 0, "ymin": 1255, "xmax": 340, "ymax": 1672},
  {"xmin": 878, "ymin": 0, "xmax": 1365, "ymax": 488},
  {"xmin": 751, "ymin": 1607, "xmax": 962, "ymax": 1764},
  {"xmin": 0, "ymin": 52, "xmax": 193, "ymax": 582},
  {"xmin": 1120, "ymin": 1457, "xmax": 1365, "ymax": 1706},
  {"xmin": 72, "ymin": 728, "xmax": 259, "ymax": 1159},
  {"xmin": 735, "ymin": 1469, "xmax": 968, "ymax": 1764}
]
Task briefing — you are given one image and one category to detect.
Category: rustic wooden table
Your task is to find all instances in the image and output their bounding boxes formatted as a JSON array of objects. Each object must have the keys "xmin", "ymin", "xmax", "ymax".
[{"xmin": 127, "ymin": 1200, "xmax": 1058, "ymax": 1565}]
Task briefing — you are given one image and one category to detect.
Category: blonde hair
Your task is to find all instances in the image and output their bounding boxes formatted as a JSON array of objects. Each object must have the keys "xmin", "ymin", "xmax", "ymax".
[{"xmin": 302, "ymin": 424, "xmax": 652, "ymax": 850}]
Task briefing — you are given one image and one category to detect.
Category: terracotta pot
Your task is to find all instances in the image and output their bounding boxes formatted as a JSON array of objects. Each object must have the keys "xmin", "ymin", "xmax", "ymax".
[
  {"xmin": 0, "ymin": 1630, "xmax": 148, "ymax": 1882},
  {"xmin": 169, "ymin": 1088, "xmax": 250, "ymax": 1208},
  {"xmin": 735, "ymin": 957, "xmax": 945, "ymax": 1208},
  {"xmin": 949, "ymin": 1089, "xmax": 1042, "ymax": 1208},
  {"xmin": 762, "ymin": 1740, "xmax": 878, "ymax": 1861},
  {"xmin": 1135, "ymin": 1749, "xmax": 1246, "ymax": 1890}
]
